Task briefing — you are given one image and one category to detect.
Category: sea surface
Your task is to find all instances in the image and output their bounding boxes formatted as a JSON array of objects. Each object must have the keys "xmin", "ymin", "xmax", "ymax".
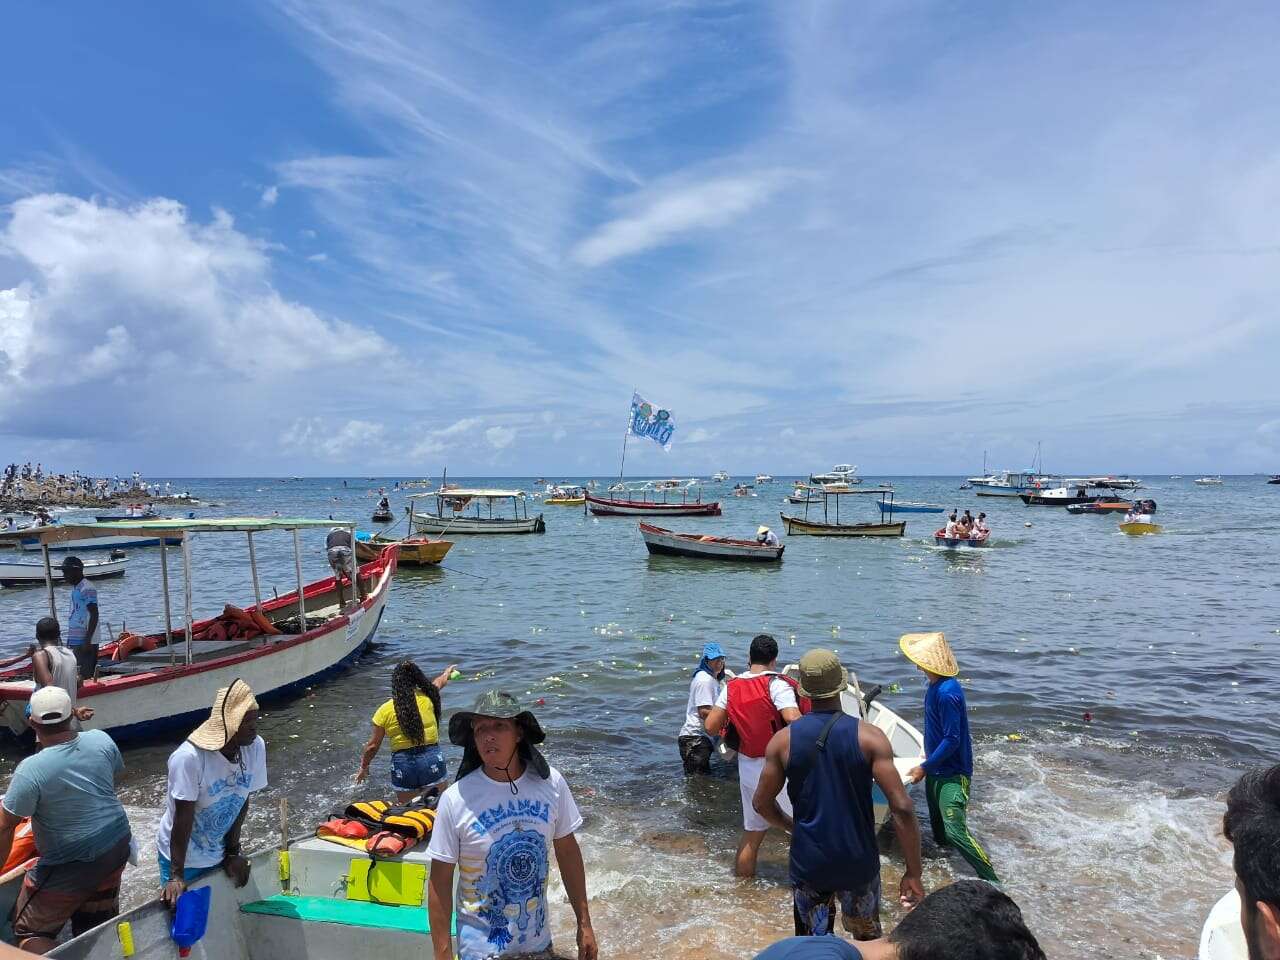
[{"xmin": 3, "ymin": 475, "xmax": 1278, "ymax": 958}]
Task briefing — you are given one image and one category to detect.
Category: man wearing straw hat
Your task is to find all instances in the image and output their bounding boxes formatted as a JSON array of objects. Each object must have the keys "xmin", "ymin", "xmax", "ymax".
[
  {"xmin": 753, "ymin": 649, "xmax": 924, "ymax": 940},
  {"xmin": 900, "ymin": 632, "xmax": 999, "ymax": 883},
  {"xmin": 156, "ymin": 679, "xmax": 268, "ymax": 907}
]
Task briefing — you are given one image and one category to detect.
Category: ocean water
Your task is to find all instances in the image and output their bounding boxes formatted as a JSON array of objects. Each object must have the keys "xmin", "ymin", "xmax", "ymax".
[{"xmin": 3, "ymin": 475, "xmax": 1277, "ymax": 958}]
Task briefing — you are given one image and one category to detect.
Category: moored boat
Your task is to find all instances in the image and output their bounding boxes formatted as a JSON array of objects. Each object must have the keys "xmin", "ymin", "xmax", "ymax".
[
  {"xmin": 354, "ymin": 531, "xmax": 452, "ymax": 566},
  {"xmin": 1119, "ymin": 520, "xmax": 1162, "ymax": 535},
  {"xmin": 370, "ymin": 509, "xmax": 393, "ymax": 522},
  {"xmin": 809, "ymin": 464, "xmax": 860, "ymax": 485},
  {"xmin": 712, "ymin": 470, "xmax": 729, "ymax": 483},
  {"xmin": 639, "ymin": 522, "xmax": 783, "ymax": 561},
  {"xmin": 407, "ymin": 490, "xmax": 545, "ymax": 534},
  {"xmin": 1269, "ymin": 475, "xmax": 1280, "ymax": 484},
  {"xmin": 586, "ymin": 481, "xmax": 721, "ymax": 517},
  {"xmin": 933, "ymin": 528, "xmax": 990, "ymax": 548},
  {"xmin": 1019, "ymin": 486, "xmax": 1100, "ymax": 506},
  {"xmin": 876, "ymin": 494, "xmax": 945, "ymax": 515},
  {"xmin": 19, "ymin": 532, "xmax": 183, "ymax": 552},
  {"xmin": 1065, "ymin": 499, "xmax": 1133, "ymax": 514},
  {"xmin": 781, "ymin": 487, "xmax": 906, "ymax": 537},
  {"xmin": 755, "ymin": 473, "xmax": 773, "ymax": 484},
  {"xmin": 1194, "ymin": 476, "xmax": 1224, "ymax": 485},
  {"xmin": 543, "ymin": 484, "xmax": 586, "ymax": 506},
  {"xmin": 0, "ymin": 517, "xmax": 394, "ymax": 742},
  {"xmin": 0, "ymin": 552, "xmax": 129, "ymax": 588}
]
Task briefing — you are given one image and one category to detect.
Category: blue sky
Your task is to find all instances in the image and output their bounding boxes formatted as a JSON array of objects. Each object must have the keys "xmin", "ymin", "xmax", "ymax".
[{"xmin": 2, "ymin": 1, "xmax": 1279, "ymax": 476}]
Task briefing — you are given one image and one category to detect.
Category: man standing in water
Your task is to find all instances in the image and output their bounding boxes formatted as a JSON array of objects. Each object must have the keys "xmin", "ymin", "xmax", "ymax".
[
  {"xmin": 1223, "ymin": 764, "xmax": 1280, "ymax": 960},
  {"xmin": 678, "ymin": 642, "xmax": 726, "ymax": 775},
  {"xmin": 703, "ymin": 634, "xmax": 804, "ymax": 877},
  {"xmin": 427, "ymin": 691, "xmax": 597, "ymax": 960},
  {"xmin": 61, "ymin": 556, "xmax": 99, "ymax": 680},
  {"xmin": 754, "ymin": 649, "xmax": 924, "ymax": 940},
  {"xmin": 31, "ymin": 616, "xmax": 93, "ymax": 723},
  {"xmin": 901, "ymin": 632, "xmax": 999, "ymax": 883}
]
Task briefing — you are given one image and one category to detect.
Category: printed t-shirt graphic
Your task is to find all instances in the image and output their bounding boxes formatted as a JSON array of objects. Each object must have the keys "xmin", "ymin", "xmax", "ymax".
[
  {"xmin": 427, "ymin": 767, "xmax": 583, "ymax": 960},
  {"xmin": 155, "ymin": 737, "xmax": 268, "ymax": 869}
]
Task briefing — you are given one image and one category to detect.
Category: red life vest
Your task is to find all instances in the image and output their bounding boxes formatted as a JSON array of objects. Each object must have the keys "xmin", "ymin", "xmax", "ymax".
[{"xmin": 725, "ymin": 672, "xmax": 810, "ymax": 758}]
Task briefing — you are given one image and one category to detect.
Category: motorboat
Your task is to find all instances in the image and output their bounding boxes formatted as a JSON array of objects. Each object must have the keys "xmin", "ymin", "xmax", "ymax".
[
  {"xmin": 408, "ymin": 489, "xmax": 545, "ymax": 533},
  {"xmin": 810, "ymin": 464, "xmax": 860, "ymax": 485},
  {"xmin": 732, "ymin": 483, "xmax": 757, "ymax": 498},
  {"xmin": 639, "ymin": 523, "xmax": 784, "ymax": 562},
  {"xmin": 1065, "ymin": 499, "xmax": 1133, "ymax": 515},
  {"xmin": 370, "ymin": 508, "xmax": 393, "ymax": 523},
  {"xmin": 968, "ymin": 470, "xmax": 1036, "ymax": 497},
  {"xmin": 933, "ymin": 528, "xmax": 990, "ymax": 548},
  {"xmin": 1019, "ymin": 486, "xmax": 1100, "ymax": 506},
  {"xmin": 1194, "ymin": 476, "xmax": 1224, "ymax": 485},
  {"xmin": 712, "ymin": 470, "xmax": 730, "ymax": 483},
  {"xmin": 1119, "ymin": 520, "xmax": 1162, "ymax": 535},
  {"xmin": 1089, "ymin": 475, "xmax": 1143, "ymax": 490},
  {"xmin": 0, "ymin": 551, "xmax": 129, "ymax": 588},
  {"xmin": 1269, "ymin": 475, "xmax": 1280, "ymax": 484},
  {"xmin": 1198, "ymin": 888, "xmax": 1246, "ymax": 960},
  {"xmin": 755, "ymin": 473, "xmax": 773, "ymax": 484}
]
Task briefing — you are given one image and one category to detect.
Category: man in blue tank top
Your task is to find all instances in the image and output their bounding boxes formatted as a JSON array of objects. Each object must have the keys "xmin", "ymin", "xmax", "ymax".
[{"xmin": 754, "ymin": 649, "xmax": 923, "ymax": 940}]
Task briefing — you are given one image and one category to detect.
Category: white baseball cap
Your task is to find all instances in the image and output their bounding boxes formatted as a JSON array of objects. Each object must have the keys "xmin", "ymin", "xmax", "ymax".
[{"xmin": 29, "ymin": 686, "xmax": 73, "ymax": 725}]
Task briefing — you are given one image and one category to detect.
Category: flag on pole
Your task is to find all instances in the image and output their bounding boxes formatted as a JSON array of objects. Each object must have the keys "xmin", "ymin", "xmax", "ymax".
[{"xmin": 629, "ymin": 392, "xmax": 676, "ymax": 450}]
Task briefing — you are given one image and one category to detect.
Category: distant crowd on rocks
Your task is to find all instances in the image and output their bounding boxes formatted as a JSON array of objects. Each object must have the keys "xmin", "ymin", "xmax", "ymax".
[{"xmin": 1, "ymin": 464, "xmax": 190, "ymax": 512}]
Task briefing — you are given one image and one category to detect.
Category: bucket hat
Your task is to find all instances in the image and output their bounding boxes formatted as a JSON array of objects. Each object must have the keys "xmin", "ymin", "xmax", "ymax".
[
  {"xmin": 898, "ymin": 631, "xmax": 959, "ymax": 678},
  {"xmin": 795, "ymin": 648, "xmax": 848, "ymax": 699},
  {"xmin": 449, "ymin": 691, "xmax": 550, "ymax": 781},
  {"xmin": 188, "ymin": 679, "xmax": 259, "ymax": 750},
  {"xmin": 701, "ymin": 642, "xmax": 725, "ymax": 661}
]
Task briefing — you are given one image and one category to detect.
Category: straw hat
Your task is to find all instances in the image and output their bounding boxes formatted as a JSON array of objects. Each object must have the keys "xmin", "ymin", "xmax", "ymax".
[
  {"xmin": 899, "ymin": 631, "xmax": 959, "ymax": 678},
  {"xmin": 189, "ymin": 679, "xmax": 260, "ymax": 750},
  {"xmin": 757, "ymin": 526, "xmax": 771, "ymax": 537}
]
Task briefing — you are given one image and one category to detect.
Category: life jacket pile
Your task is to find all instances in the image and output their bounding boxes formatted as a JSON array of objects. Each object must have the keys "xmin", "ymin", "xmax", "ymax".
[
  {"xmin": 191, "ymin": 604, "xmax": 283, "ymax": 645},
  {"xmin": 316, "ymin": 798, "xmax": 438, "ymax": 859}
]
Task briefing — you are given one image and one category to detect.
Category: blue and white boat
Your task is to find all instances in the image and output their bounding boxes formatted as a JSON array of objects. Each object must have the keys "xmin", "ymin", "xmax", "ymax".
[
  {"xmin": 876, "ymin": 499, "xmax": 945, "ymax": 514},
  {"xmin": 20, "ymin": 530, "xmax": 182, "ymax": 552}
]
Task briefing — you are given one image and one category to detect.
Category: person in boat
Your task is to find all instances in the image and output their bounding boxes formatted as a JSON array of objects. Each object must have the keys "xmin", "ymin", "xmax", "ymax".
[
  {"xmin": 156, "ymin": 680, "xmax": 267, "ymax": 908},
  {"xmin": 60, "ymin": 556, "xmax": 99, "ymax": 681},
  {"xmin": 325, "ymin": 526, "xmax": 357, "ymax": 605},
  {"xmin": 944, "ymin": 513, "xmax": 959, "ymax": 538},
  {"xmin": 752, "ymin": 880, "xmax": 1046, "ymax": 959},
  {"xmin": 426, "ymin": 691, "xmax": 597, "ymax": 960},
  {"xmin": 378, "ymin": 495, "xmax": 391, "ymax": 513},
  {"xmin": 703, "ymin": 634, "xmax": 805, "ymax": 877},
  {"xmin": 678, "ymin": 642, "xmax": 726, "ymax": 775},
  {"xmin": 356, "ymin": 659, "xmax": 458, "ymax": 801},
  {"xmin": 901, "ymin": 633, "xmax": 999, "ymax": 883},
  {"xmin": 757, "ymin": 525, "xmax": 780, "ymax": 547},
  {"xmin": 753, "ymin": 649, "xmax": 924, "ymax": 940},
  {"xmin": 1223, "ymin": 764, "xmax": 1280, "ymax": 960},
  {"xmin": 31, "ymin": 616, "xmax": 93, "ymax": 725},
  {"xmin": 973, "ymin": 513, "xmax": 988, "ymax": 536},
  {"xmin": 0, "ymin": 687, "xmax": 132, "ymax": 953},
  {"xmin": 961, "ymin": 509, "xmax": 974, "ymax": 528}
]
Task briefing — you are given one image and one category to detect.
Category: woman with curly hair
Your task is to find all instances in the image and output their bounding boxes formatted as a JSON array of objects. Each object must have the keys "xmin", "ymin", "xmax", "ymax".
[{"xmin": 356, "ymin": 659, "xmax": 457, "ymax": 801}]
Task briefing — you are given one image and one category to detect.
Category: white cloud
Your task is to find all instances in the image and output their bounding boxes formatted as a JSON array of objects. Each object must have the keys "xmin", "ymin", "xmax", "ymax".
[
  {"xmin": 485, "ymin": 425, "xmax": 516, "ymax": 449},
  {"xmin": 260, "ymin": 185, "xmax": 279, "ymax": 207},
  {"xmin": 281, "ymin": 417, "xmax": 387, "ymax": 460},
  {"xmin": 572, "ymin": 172, "xmax": 790, "ymax": 267},
  {"xmin": 687, "ymin": 427, "xmax": 711, "ymax": 443},
  {"xmin": 307, "ymin": 252, "xmax": 328, "ymax": 262}
]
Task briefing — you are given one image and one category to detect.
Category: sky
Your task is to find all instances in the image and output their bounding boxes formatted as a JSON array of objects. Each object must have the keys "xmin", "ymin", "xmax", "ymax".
[{"xmin": 2, "ymin": 1, "xmax": 1279, "ymax": 477}]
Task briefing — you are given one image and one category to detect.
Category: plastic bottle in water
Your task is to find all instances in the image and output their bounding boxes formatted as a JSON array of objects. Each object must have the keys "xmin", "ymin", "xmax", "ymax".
[{"xmin": 171, "ymin": 886, "xmax": 212, "ymax": 957}]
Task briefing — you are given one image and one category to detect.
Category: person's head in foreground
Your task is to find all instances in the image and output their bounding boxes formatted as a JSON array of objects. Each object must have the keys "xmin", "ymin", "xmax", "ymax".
[
  {"xmin": 448, "ymin": 690, "xmax": 550, "ymax": 786},
  {"xmin": 755, "ymin": 881, "xmax": 1046, "ymax": 960},
  {"xmin": 1224, "ymin": 764, "xmax": 1280, "ymax": 960},
  {"xmin": 27, "ymin": 686, "xmax": 74, "ymax": 742}
]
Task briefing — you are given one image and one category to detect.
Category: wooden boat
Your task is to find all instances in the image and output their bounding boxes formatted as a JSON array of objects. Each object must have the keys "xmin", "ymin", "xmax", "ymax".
[
  {"xmin": 0, "ymin": 518, "xmax": 394, "ymax": 742},
  {"xmin": 876, "ymin": 494, "xmax": 944, "ymax": 515},
  {"xmin": 639, "ymin": 522, "xmax": 783, "ymax": 561},
  {"xmin": 586, "ymin": 482, "xmax": 721, "ymax": 517},
  {"xmin": 1019, "ymin": 486, "xmax": 1100, "ymax": 506},
  {"xmin": 19, "ymin": 532, "xmax": 183, "ymax": 552},
  {"xmin": 0, "ymin": 552, "xmax": 128, "ymax": 588},
  {"xmin": 780, "ymin": 487, "xmax": 905, "ymax": 537},
  {"xmin": 933, "ymin": 528, "xmax": 990, "ymax": 548},
  {"xmin": 543, "ymin": 484, "xmax": 586, "ymax": 506},
  {"xmin": 371, "ymin": 509, "xmax": 394, "ymax": 522},
  {"xmin": 407, "ymin": 490, "xmax": 545, "ymax": 534},
  {"xmin": 354, "ymin": 531, "xmax": 451, "ymax": 566},
  {"xmin": 1119, "ymin": 520, "xmax": 1162, "ymax": 535},
  {"xmin": 37, "ymin": 830, "xmax": 451, "ymax": 959},
  {"xmin": 1065, "ymin": 499, "xmax": 1132, "ymax": 514},
  {"xmin": 1198, "ymin": 888, "xmax": 1246, "ymax": 960}
]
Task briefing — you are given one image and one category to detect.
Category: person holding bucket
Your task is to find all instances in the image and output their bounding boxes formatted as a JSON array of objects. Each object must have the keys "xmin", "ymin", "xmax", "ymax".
[{"xmin": 900, "ymin": 632, "xmax": 999, "ymax": 883}]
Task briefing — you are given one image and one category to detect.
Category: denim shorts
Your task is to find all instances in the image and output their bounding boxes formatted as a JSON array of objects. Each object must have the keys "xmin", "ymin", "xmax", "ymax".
[{"xmin": 391, "ymin": 744, "xmax": 447, "ymax": 790}]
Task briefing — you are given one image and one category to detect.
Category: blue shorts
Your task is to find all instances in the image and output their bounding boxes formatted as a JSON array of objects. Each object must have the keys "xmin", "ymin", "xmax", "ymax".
[
  {"xmin": 792, "ymin": 873, "xmax": 882, "ymax": 940},
  {"xmin": 391, "ymin": 744, "xmax": 446, "ymax": 791}
]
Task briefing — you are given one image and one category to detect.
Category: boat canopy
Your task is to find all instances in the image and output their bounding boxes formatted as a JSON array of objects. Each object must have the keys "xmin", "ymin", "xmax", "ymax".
[
  {"xmin": 419, "ymin": 488, "xmax": 527, "ymax": 500},
  {"xmin": 30, "ymin": 517, "xmax": 339, "ymax": 545}
]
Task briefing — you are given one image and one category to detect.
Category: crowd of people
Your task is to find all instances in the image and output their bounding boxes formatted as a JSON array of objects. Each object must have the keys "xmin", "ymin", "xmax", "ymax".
[
  {"xmin": 0, "ymin": 614, "xmax": 1277, "ymax": 959},
  {"xmin": 942, "ymin": 511, "xmax": 987, "ymax": 540},
  {"xmin": 1, "ymin": 464, "xmax": 185, "ymax": 509}
]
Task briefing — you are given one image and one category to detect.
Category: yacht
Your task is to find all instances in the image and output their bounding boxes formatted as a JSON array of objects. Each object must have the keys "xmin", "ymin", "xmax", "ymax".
[
  {"xmin": 809, "ymin": 464, "xmax": 860, "ymax": 485},
  {"xmin": 1194, "ymin": 476, "xmax": 1224, "ymax": 485},
  {"xmin": 967, "ymin": 470, "xmax": 1038, "ymax": 497},
  {"xmin": 755, "ymin": 474, "xmax": 774, "ymax": 484},
  {"xmin": 712, "ymin": 470, "xmax": 729, "ymax": 483}
]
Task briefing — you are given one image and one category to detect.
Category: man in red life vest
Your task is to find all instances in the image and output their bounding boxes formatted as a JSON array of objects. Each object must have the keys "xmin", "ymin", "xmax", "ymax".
[{"xmin": 704, "ymin": 634, "xmax": 806, "ymax": 877}]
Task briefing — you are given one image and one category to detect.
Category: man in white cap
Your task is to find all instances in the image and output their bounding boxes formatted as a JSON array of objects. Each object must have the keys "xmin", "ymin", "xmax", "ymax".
[
  {"xmin": 156, "ymin": 679, "xmax": 267, "ymax": 907},
  {"xmin": 0, "ymin": 687, "xmax": 132, "ymax": 952},
  {"xmin": 900, "ymin": 632, "xmax": 999, "ymax": 883}
]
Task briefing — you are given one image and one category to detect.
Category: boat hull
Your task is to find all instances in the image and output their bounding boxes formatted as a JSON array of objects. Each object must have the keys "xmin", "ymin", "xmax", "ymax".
[
  {"xmin": 371, "ymin": 511, "xmax": 393, "ymax": 523},
  {"xmin": 0, "ymin": 556, "xmax": 129, "ymax": 588},
  {"xmin": 1198, "ymin": 888, "xmax": 1246, "ymax": 960},
  {"xmin": 543, "ymin": 497, "xmax": 585, "ymax": 506},
  {"xmin": 1018, "ymin": 493, "xmax": 1099, "ymax": 506},
  {"xmin": 585, "ymin": 494, "xmax": 722, "ymax": 517},
  {"xmin": 0, "ymin": 551, "xmax": 396, "ymax": 741},
  {"xmin": 780, "ymin": 514, "xmax": 905, "ymax": 537},
  {"xmin": 876, "ymin": 502, "xmax": 945, "ymax": 514},
  {"xmin": 1065, "ymin": 501, "xmax": 1132, "ymax": 514},
  {"xmin": 639, "ymin": 523, "xmax": 783, "ymax": 561},
  {"xmin": 19, "ymin": 535, "xmax": 182, "ymax": 552},
  {"xmin": 409, "ymin": 514, "xmax": 544, "ymax": 534},
  {"xmin": 355, "ymin": 536, "xmax": 452, "ymax": 566},
  {"xmin": 1119, "ymin": 521, "xmax": 1162, "ymax": 535},
  {"xmin": 933, "ymin": 530, "xmax": 990, "ymax": 548}
]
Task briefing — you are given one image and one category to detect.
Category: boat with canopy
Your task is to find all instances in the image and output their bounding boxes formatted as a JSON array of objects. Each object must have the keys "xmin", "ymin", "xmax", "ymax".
[
  {"xmin": 585, "ymin": 479, "xmax": 722, "ymax": 517},
  {"xmin": 0, "ymin": 517, "xmax": 395, "ymax": 742},
  {"xmin": 780, "ymin": 488, "xmax": 905, "ymax": 537},
  {"xmin": 407, "ymin": 489, "xmax": 545, "ymax": 534}
]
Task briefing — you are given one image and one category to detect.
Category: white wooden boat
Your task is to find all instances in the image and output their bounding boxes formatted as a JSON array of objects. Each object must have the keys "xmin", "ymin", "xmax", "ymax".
[
  {"xmin": 639, "ymin": 523, "xmax": 783, "ymax": 561},
  {"xmin": 1198, "ymin": 888, "xmax": 1246, "ymax": 960},
  {"xmin": 19, "ymin": 532, "xmax": 182, "ymax": 552},
  {"xmin": 41, "ymin": 833, "xmax": 450, "ymax": 959},
  {"xmin": 0, "ymin": 518, "xmax": 393, "ymax": 742},
  {"xmin": 407, "ymin": 489, "xmax": 545, "ymax": 534},
  {"xmin": 0, "ymin": 553, "xmax": 129, "ymax": 588}
]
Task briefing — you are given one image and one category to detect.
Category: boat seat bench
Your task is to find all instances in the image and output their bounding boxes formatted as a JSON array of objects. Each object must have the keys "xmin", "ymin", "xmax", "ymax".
[{"xmin": 240, "ymin": 894, "xmax": 453, "ymax": 934}]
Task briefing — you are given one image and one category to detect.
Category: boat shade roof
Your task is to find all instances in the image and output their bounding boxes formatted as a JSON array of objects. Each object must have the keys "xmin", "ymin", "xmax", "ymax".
[
  {"xmin": 32, "ymin": 517, "xmax": 346, "ymax": 544},
  {"xmin": 419, "ymin": 489, "xmax": 526, "ymax": 499}
]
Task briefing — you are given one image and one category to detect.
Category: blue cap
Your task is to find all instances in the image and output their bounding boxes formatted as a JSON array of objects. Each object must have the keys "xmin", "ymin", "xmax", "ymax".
[{"xmin": 702, "ymin": 642, "xmax": 726, "ymax": 661}]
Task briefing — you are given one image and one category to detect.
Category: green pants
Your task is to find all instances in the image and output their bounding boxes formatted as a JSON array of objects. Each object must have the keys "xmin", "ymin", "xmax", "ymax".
[{"xmin": 925, "ymin": 774, "xmax": 999, "ymax": 882}]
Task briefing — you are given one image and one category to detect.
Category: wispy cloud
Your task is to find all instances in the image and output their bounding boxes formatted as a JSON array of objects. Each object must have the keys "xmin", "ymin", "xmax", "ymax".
[{"xmin": 260, "ymin": 185, "xmax": 279, "ymax": 207}]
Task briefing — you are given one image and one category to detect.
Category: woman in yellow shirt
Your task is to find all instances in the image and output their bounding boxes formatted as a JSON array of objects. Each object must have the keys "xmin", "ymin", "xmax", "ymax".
[{"xmin": 356, "ymin": 659, "xmax": 457, "ymax": 801}]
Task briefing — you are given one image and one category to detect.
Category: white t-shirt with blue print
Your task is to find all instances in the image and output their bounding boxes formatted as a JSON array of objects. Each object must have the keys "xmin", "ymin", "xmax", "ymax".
[
  {"xmin": 155, "ymin": 737, "xmax": 267, "ymax": 869},
  {"xmin": 427, "ymin": 765, "xmax": 583, "ymax": 960}
]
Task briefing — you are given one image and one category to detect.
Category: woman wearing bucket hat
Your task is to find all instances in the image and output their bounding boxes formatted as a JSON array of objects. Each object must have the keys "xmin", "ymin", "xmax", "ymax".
[
  {"xmin": 900, "ymin": 632, "xmax": 999, "ymax": 883},
  {"xmin": 426, "ymin": 691, "xmax": 597, "ymax": 960},
  {"xmin": 156, "ymin": 679, "xmax": 268, "ymax": 907},
  {"xmin": 677, "ymin": 642, "xmax": 726, "ymax": 775}
]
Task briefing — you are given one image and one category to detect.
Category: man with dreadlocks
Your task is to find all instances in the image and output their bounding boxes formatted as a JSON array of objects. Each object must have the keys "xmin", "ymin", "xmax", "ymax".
[{"xmin": 357, "ymin": 659, "xmax": 458, "ymax": 802}]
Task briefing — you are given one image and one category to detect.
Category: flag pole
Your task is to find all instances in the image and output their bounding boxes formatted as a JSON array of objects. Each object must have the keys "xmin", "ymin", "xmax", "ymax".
[{"xmin": 618, "ymin": 388, "xmax": 635, "ymax": 484}]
